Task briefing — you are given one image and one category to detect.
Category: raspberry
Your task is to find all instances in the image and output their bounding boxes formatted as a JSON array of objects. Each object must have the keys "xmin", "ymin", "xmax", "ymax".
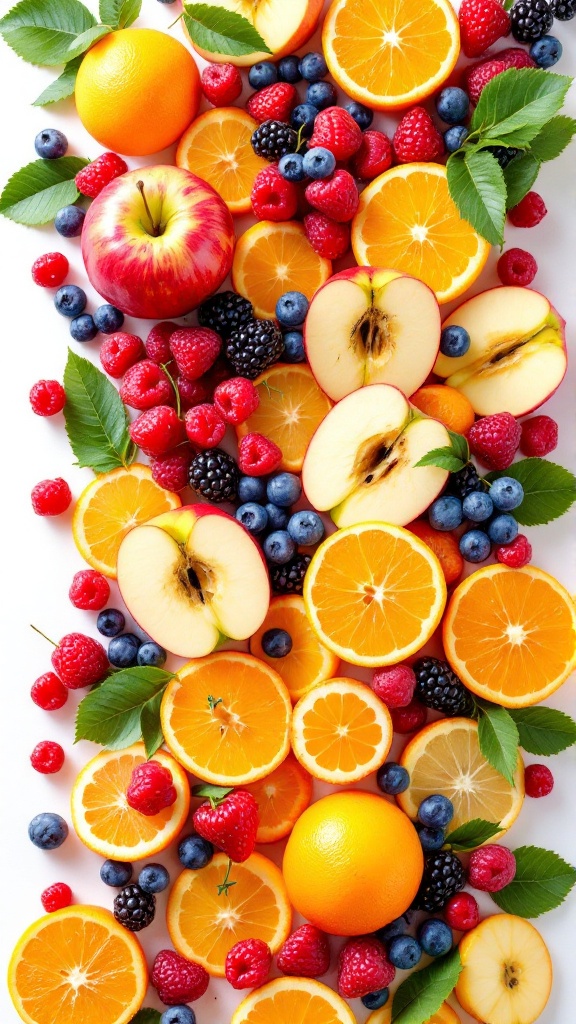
[
  {"xmin": 443, "ymin": 892, "xmax": 480, "ymax": 931},
  {"xmin": 41, "ymin": 882, "xmax": 72, "ymax": 913},
  {"xmin": 31, "ymin": 671, "xmax": 68, "ymax": 711},
  {"xmin": 151, "ymin": 447, "xmax": 194, "ymax": 491},
  {"xmin": 184, "ymin": 403, "xmax": 226, "ymax": 448},
  {"xmin": 152, "ymin": 949, "xmax": 209, "ymax": 1005},
  {"xmin": 305, "ymin": 169, "xmax": 359, "ymax": 223},
  {"xmin": 525, "ymin": 763, "xmax": 554, "ymax": 797},
  {"xmin": 170, "ymin": 328, "xmax": 222, "ymax": 382},
  {"xmin": 29, "ymin": 380, "xmax": 66, "ymax": 416},
  {"xmin": 30, "ymin": 740, "xmax": 65, "ymax": 774},
  {"xmin": 238, "ymin": 432, "xmax": 282, "ymax": 475},
  {"xmin": 468, "ymin": 412, "xmax": 521, "ymax": 470},
  {"xmin": 496, "ymin": 46, "xmax": 539, "ymax": 68},
  {"xmin": 69, "ymin": 570, "xmax": 110, "ymax": 611},
  {"xmin": 509, "ymin": 190, "xmax": 547, "ymax": 227},
  {"xmin": 468, "ymin": 844, "xmax": 516, "ymax": 892},
  {"xmin": 309, "ymin": 106, "xmax": 363, "ymax": 161},
  {"xmin": 520, "ymin": 414, "xmax": 558, "ymax": 456},
  {"xmin": 31, "ymin": 252, "xmax": 69, "ymax": 287},
  {"xmin": 145, "ymin": 321, "xmax": 178, "ymax": 365},
  {"xmin": 51, "ymin": 632, "xmax": 109, "ymax": 689},
  {"xmin": 304, "ymin": 212, "xmax": 350, "ymax": 259},
  {"xmin": 466, "ymin": 58, "xmax": 508, "ymax": 104},
  {"xmin": 214, "ymin": 377, "xmax": 259, "ymax": 425},
  {"xmin": 247, "ymin": 82, "xmax": 298, "ymax": 123},
  {"xmin": 371, "ymin": 664, "xmax": 416, "ymax": 709},
  {"xmin": 497, "ymin": 247, "xmax": 538, "ymax": 286},
  {"xmin": 31, "ymin": 478, "xmax": 72, "ymax": 516},
  {"xmin": 459, "ymin": 0, "xmax": 511, "ymax": 57},
  {"xmin": 75, "ymin": 152, "xmax": 128, "ymax": 198},
  {"xmin": 225, "ymin": 938, "xmax": 272, "ymax": 989},
  {"xmin": 495, "ymin": 533, "xmax": 532, "ymax": 567},
  {"xmin": 120, "ymin": 360, "xmax": 173, "ymax": 410},
  {"xmin": 250, "ymin": 165, "xmax": 298, "ymax": 221},
  {"xmin": 389, "ymin": 698, "xmax": 427, "ymax": 734},
  {"xmin": 277, "ymin": 924, "xmax": 331, "ymax": 978},
  {"xmin": 100, "ymin": 333, "xmax": 145, "ymax": 379},
  {"xmin": 337, "ymin": 937, "xmax": 395, "ymax": 999},
  {"xmin": 393, "ymin": 107, "xmax": 444, "ymax": 163},
  {"xmin": 350, "ymin": 130, "xmax": 393, "ymax": 180},
  {"xmin": 126, "ymin": 760, "xmax": 177, "ymax": 816},
  {"xmin": 129, "ymin": 406, "xmax": 186, "ymax": 457},
  {"xmin": 201, "ymin": 61, "xmax": 242, "ymax": 106}
]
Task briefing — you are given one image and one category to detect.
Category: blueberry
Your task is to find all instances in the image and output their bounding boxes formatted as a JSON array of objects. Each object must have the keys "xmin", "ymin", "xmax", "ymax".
[
  {"xmin": 238, "ymin": 475, "xmax": 267, "ymax": 504},
  {"xmin": 70, "ymin": 313, "xmax": 97, "ymax": 342},
  {"xmin": 157, "ymin": 0, "xmax": 177, "ymax": 3},
  {"xmin": 278, "ymin": 152, "xmax": 306, "ymax": 182},
  {"xmin": 444, "ymin": 125, "xmax": 469, "ymax": 152},
  {"xmin": 283, "ymin": 330, "xmax": 306, "ymax": 362},
  {"xmin": 440, "ymin": 324, "xmax": 470, "ymax": 358},
  {"xmin": 299, "ymin": 50, "xmax": 328, "ymax": 82},
  {"xmin": 488, "ymin": 513, "xmax": 519, "ymax": 545},
  {"xmin": 54, "ymin": 284, "xmax": 87, "ymax": 319},
  {"xmin": 462, "ymin": 491, "xmax": 494, "ymax": 522},
  {"xmin": 417, "ymin": 918, "xmax": 453, "ymax": 957},
  {"xmin": 265, "ymin": 502, "xmax": 290, "ymax": 530},
  {"xmin": 267, "ymin": 472, "xmax": 301, "ymax": 507},
  {"xmin": 108, "ymin": 633, "xmax": 141, "ymax": 668},
  {"xmin": 436, "ymin": 87, "xmax": 470, "ymax": 125},
  {"xmin": 375, "ymin": 918, "xmax": 407, "ymax": 944},
  {"xmin": 429, "ymin": 495, "xmax": 463, "ymax": 531},
  {"xmin": 28, "ymin": 812, "xmax": 68, "ymax": 850},
  {"xmin": 361, "ymin": 989, "xmax": 389, "ymax": 1011},
  {"xmin": 490, "ymin": 476, "xmax": 524, "ymax": 511},
  {"xmin": 418, "ymin": 794, "xmax": 454, "ymax": 829},
  {"xmin": 93, "ymin": 304, "xmax": 124, "ymax": 334},
  {"xmin": 34, "ymin": 128, "xmax": 68, "ymax": 159},
  {"xmin": 262, "ymin": 627, "xmax": 293, "ymax": 658},
  {"xmin": 345, "ymin": 100, "xmax": 374, "ymax": 130},
  {"xmin": 530, "ymin": 34, "xmax": 562, "ymax": 68},
  {"xmin": 291, "ymin": 103, "xmax": 320, "ymax": 139},
  {"xmin": 248, "ymin": 61, "xmax": 278, "ymax": 89},
  {"xmin": 376, "ymin": 762, "xmax": 410, "ymax": 795},
  {"xmin": 277, "ymin": 54, "xmax": 302, "ymax": 83},
  {"xmin": 416, "ymin": 824, "xmax": 446, "ymax": 851},
  {"xmin": 54, "ymin": 205, "xmax": 85, "ymax": 237},
  {"xmin": 137, "ymin": 641, "xmax": 167, "ymax": 667},
  {"xmin": 307, "ymin": 81, "xmax": 337, "ymax": 110},
  {"xmin": 388, "ymin": 935, "xmax": 422, "ymax": 970},
  {"xmin": 302, "ymin": 146, "xmax": 336, "ymax": 179},
  {"xmin": 178, "ymin": 834, "xmax": 214, "ymax": 869},
  {"xmin": 276, "ymin": 290, "xmax": 309, "ymax": 327},
  {"xmin": 459, "ymin": 528, "xmax": 492, "ymax": 563},
  {"xmin": 160, "ymin": 1007, "xmax": 196, "ymax": 1024},
  {"xmin": 236, "ymin": 501, "xmax": 269, "ymax": 534},
  {"xmin": 287, "ymin": 510, "xmax": 324, "ymax": 546},
  {"xmin": 100, "ymin": 859, "xmax": 133, "ymax": 886},
  {"xmin": 264, "ymin": 529, "xmax": 296, "ymax": 564},
  {"xmin": 138, "ymin": 863, "xmax": 170, "ymax": 893},
  {"xmin": 97, "ymin": 608, "xmax": 125, "ymax": 637}
]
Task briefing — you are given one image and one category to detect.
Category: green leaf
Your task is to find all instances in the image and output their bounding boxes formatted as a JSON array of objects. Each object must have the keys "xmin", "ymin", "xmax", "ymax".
[
  {"xmin": 32, "ymin": 55, "xmax": 82, "ymax": 104},
  {"xmin": 75, "ymin": 668, "xmax": 173, "ymax": 749},
  {"xmin": 445, "ymin": 818, "xmax": 504, "ymax": 851},
  {"xmin": 485, "ymin": 459, "xmax": 576, "ymax": 526},
  {"xmin": 64, "ymin": 23, "xmax": 111, "ymax": 60},
  {"xmin": 0, "ymin": 0, "xmax": 96, "ymax": 66},
  {"xmin": 491, "ymin": 846, "xmax": 576, "ymax": 918},
  {"xmin": 0, "ymin": 156, "xmax": 87, "ymax": 225},
  {"xmin": 503, "ymin": 152, "xmax": 541, "ymax": 209},
  {"xmin": 529, "ymin": 115, "xmax": 576, "ymax": 162},
  {"xmin": 471, "ymin": 69, "xmax": 572, "ymax": 147},
  {"xmin": 414, "ymin": 447, "xmax": 467, "ymax": 472},
  {"xmin": 140, "ymin": 691, "xmax": 165, "ymax": 760},
  {"xmin": 63, "ymin": 349, "xmax": 135, "ymax": 474},
  {"xmin": 182, "ymin": 2, "xmax": 271, "ymax": 57},
  {"xmin": 509, "ymin": 707, "xmax": 576, "ymax": 756},
  {"xmin": 392, "ymin": 948, "xmax": 462, "ymax": 1023},
  {"xmin": 447, "ymin": 430, "xmax": 469, "ymax": 464},
  {"xmin": 129, "ymin": 1011, "xmax": 161, "ymax": 1024},
  {"xmin": 193, "ymin": 783, "xmax": 234, "ymax": 805},
  {"xmin": 446, "ymin": 150, "xmax": 506, "ymax": 246},
  {"xmin": 99, "ymin": 0, "xmax": 141, "ymax": 29},
  {"xmin": 477, "ymin": 700, "xmax": 519, "ymax": 786}
]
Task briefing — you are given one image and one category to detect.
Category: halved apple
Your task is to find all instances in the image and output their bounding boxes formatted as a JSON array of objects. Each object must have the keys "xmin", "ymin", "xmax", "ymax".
[
  {"xmin": 117, "ymin": 505, "xmax": 270, "ymax": 659},
  {"xmin": 302, "ymin": 384, "xmax": 450, "ymax": 529},
  {"xmin": 304, "ymin": 267, "xmax": 441, "ymax": 401},
  {"xmin": 434, "ymin": 286, "xmax": 567, "ymax": 417},
  {"xmin": 182, "ymin": 0, "xmax": 324, "ymax": 66}
]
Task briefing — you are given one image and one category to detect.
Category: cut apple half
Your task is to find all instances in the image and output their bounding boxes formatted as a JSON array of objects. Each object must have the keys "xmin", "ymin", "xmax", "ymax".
[
  {"xmin": 302, "ymin": 384, "xmax": 450, "ymax": 529},
  {"xmin": 183, "ymin": 0, "xmax": 324, "ymax": 66},
  {"xmin": 304, "ymin": 267, "xmax": 441, "ymax": 401}
]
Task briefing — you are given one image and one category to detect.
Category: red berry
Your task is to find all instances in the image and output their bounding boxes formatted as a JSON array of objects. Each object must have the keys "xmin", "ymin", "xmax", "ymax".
[
  {"xmin": 41, "ymin": 882, "xmax": 72, "ymax": 913},
  {"xmin": 29, "ymin": 379, "xmax": 66, "ymax": 416},
  {"xmin": 51, "ymin": 632, "xmax": 109, "ymax": 689},
  {"xmin": 466, "ymin": 58, "xmax": 508, "ymax": 104},
  {"xmin": 496, "ymin": 47, "xmax": 538, "ymax": 70},
  {"xmin": 170, "ymin": 328, "xmax": 222, "ymax": 382},
  {"xmin": 100, "ymin": 333, "xmax": 145, "ymax": 379},
  {"xmin": 305, "ymin": 169, "xmax": 359, "ymax": 223},
  {"xmin": 371, "ymin": 664, "xmax": 416, "ymax": 709},
  {"xmin": 337, "ymin": 937, "xmax": 395, "ymax": 999},
  {"xmin": 184, "ymin": 403, "xmax": 226, "ymax": 448},
  {"xmin": 520, "ymin": 414, "xmax": 558, "ymax": 457},
  {"xmin": 30, "ymin": 740, "xmax": 65, "ymax": 774},
  {"xmin": 225, "ymin": 938, "xmax": 272, "ymax": 990},
  {"xmin": 193, "ymin": 789, "xmax": 259, "ymax": 863},
  {"xmin": 390, "ymin": 698, "xmax": 427, "ymax": 734},
  {"xmin": 126, "ymin": 760, "xmax": 177, "ymax": 816},
  {"xmin": 238, "ymin": 432, "xmax": 282, "ymax": 476},
  {"xmin": 393, "ymin": 106, "xmax": 444, "ymax": 163},
  {"xmin": 202, "ymin": 62, "xmax": 242, "ymax": 106},
  {"xmin": 31, "ymin": 252, "xmax": 69, "ymax": 288},
  {"xmin": 303, "ymin": 212, "xmax": 350, "ymax": 260},
  {"xmin": 31, "ymin": 671, "xmax": 68, "ymax": 711},
  {"xmin": 151, "ymin": 949, "xmax": 210, "ymax": 1005},
  {"xmin": 443, "ymin": 892, "xmax": 480, "ymax": 931},
  {"xmin": 309, "ymin": 106, "xmax": 363, "ymax": 161},
  {"xmin": 251, "ymin": 165, "xmax": 299, "ymax": 222},
  {"xmin": 120, "ymin": 360, "xmax": 174, "ymax": 410},
  {"xmin": 525, "ymin": 763, "xmax": 554, "ymax": 798},
  {"xmin": 177, "ymin": 375, "xmax": 212, "ymax": 409},
  {"xmin": 75, "ymin": 152, "xmax": 128, "ymax": 198},
  {"xmin": 277, "ymin": 924, "xmax": 330, "ymax": 978},
  {"xmin": 509, "ymin": 190, "xmax": 548, "ymax": 227},
  {"xmin": 151, "ymin": 447, "xmax": 194, "ymax": 491},
  {"xmin": 145, "ymin": 321, "xmax": 178, "ymax": 365},
  {"xmin": 497, "ymin": 247, "xmax": 537, "ymax": 287},
  {"xmin": 467, "ymin": 412, "xmax": 521, "ymax": 470},
  {"xmin": 458, "ymin": 0, "xmax": 511, "ymax": 58},
  {"xmin": 350, "ymin": 130, "xmax": 393, "ymax": 180},
  {"xmin": 214, "ymin": 377, "xmax": 259, "ymax": 425},
  {"xmin": 31, "ymin": 478, "xmax": 72, "ymax": 517},
  {"xmin": 69, "ymin": 569, "xmax": 111, "ymax": 611},
  {"xmin": 468, "ymin": 844, "xmax": 517, "ymax": 892},
  {"xmin": 495, "ymin": 533, "xmax": 532, "ymax": 568},
  {"xmin": 130, "ymin": 406, "xmax": 186, "ymax": 457},
  {"xmin": 246, "ymin": 82, "xmax": 298, "ymax": 123}
]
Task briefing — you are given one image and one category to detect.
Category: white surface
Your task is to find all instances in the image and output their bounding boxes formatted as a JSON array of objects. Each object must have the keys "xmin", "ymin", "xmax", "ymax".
[{"xmin": 0, "ymin": 2, "xmax": 575, "ymax": 1022}]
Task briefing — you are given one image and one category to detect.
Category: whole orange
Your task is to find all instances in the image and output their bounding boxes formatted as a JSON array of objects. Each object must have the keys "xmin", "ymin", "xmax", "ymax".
[
  {"xmin": 75, "ymin": 29, "xmax": 201, "ymax": 156},
  {"xmin": 282, "ymin": 791, "xmax": 423, "ymax": 935}
]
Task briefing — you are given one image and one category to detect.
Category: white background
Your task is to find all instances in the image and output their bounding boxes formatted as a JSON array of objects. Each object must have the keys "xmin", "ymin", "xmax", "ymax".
[{"xmin": 0, "ymin": 1, "xmax": 575, "ymax": 1022}]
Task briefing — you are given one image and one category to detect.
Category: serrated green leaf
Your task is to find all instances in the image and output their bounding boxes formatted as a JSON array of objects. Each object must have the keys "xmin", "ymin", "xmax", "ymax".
[
  {"xmin": 0, "ymin": 0, "xmax": 96, "ymax": 66},
  {"xmin": 193, "ymin": 783, "xmax": 234, "ymax": 804},
  {"xmin": 491, "ymin": 846, "xmax": 576, "ymax": 918},
  {"xmin": 503, "ymin": 152, "xmax": 541, "ymax": 209},
  {"xmin": 477, "ymin": 700, "xmax": 519, "ymax": 786},
  {"xmin": 447, "ymin": 150, "xmax": 506, "ymax": 246},
  {"xmin": 63, "ymin": 349, "xmax": 135, "ymax": 474},
  {"xmin": 183, "ymin": 2, "xmax": 271, "ymax": 57},
  {"xmin": 140, "ymin": 691, "xmax": 165, "ymax": 760},
  {"xmin": 509, "ymin": 707, "xmax": 576, "ymax": 756},
  {"xmin": 392, "ymin": 948, "xmax": 462, "ymax": 1023},
  {"xmin": 471, "ymin": 69, "xmax": 572, "ymax": 147},
  {"xmin": 99, "ymin": 0, "xmax": 141, "ymax": 29},
  {"xmin": 129, "ymin": 1010, "xmax": 161, "ymax": 1024},
  {"xmin": 64, "ymin": 23, "xmax": 111, "ymax": 60},
  {"xmin": 75, "ymin": 668, "xmax": 173, "ymax": 749},
  {"xmin": 447, "ymin": 430, "xmax": 469, "ymax": 464},
  {"xmin": 445, "ymin": 818, "xmax": 504, "ymax": 852},
  {"xmin": 0, "ymin": 156, "xmax": 87, "ymax": 224},
  {"xmin": 32, "ymin": 55, "xmax": 82, "ymax": 105},
  {"xmin": 529, "ymin": 115, "xmax": 576, "ymax": 162},
  {"xmin": 486, "ymin": 459, "xmax": 576, "ymax": 526},
  {"xmin": 415, "ymin": 453, "xmax": 467, "ymax": 472}
]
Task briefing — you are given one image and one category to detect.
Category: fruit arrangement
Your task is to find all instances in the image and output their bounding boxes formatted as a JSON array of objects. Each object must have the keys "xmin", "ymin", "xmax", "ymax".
[{"xmin": 1, "ymin": 1, "xmax": 576, "ymax": 1023}]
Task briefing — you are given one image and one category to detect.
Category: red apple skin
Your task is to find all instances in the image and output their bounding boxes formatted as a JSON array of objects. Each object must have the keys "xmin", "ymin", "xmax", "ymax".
[
  {"xmin": 82, "ymin": 165, "xmax": 235, "ymax": 319},
  {"xmin": 184, "ymin": 0, "xmax": 325, "ymax": 66}
]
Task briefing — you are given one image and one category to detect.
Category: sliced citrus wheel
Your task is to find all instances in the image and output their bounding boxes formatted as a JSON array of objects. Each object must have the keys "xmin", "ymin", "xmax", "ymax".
[
  {"xmin": 71, "ymin": 744, "xmax": 190, "ymax": 860},
  {"xmin": 7, "ymin": 905, "xmax": 147, "ymax": 1024},
  {"xmin": 304, "ymin": 522, "xmax": 446, "ymax": 667},
  {"xmin": 291, "ymin": 677, "xmax": 393, "ymax": 784},
  {"xmin": 244, "ymin": 753, "xmax": 313, "ymax": 843},
  {"xmin": 72, "ymin": 464, "xmax": 181, "ymax": 578},
  {"xmin": 167, "ymin": 851, "xmax": 291, "ymax": 976},
  {"xmin": 367, "ymin": 1001, "xmax": 460, "ymax": 1024},
  {"xmin": 443, "ymin": 564, "xmax": 576, "ymax": 707},
  {"xmin": 237, "ymin": 364, "xmax": 333, "ymax": 472},
  {"xmin": 250, "ymin": 595, "xmax": 340, "ymax": 702},
  {"xmin": 232, "ymin": 220, "xmax": 332, "ymax": 320},
  {"xmin": 397, "ymin": 718, "xmax": 524, "ymax": 833},
  {"xmin": 231, "ymin": 977, "xmax": 357, "ymax": 1024},
  {"xmin": 351, "ymin": 164, "xmax": 490, "ymax": 304},
  {"xmin": 160, "ymin": 651, "xmax": 291, "ymax": 785},
  {"xmin": 176, "ymin": 107, "xmax": 268, "ymax": 214}
]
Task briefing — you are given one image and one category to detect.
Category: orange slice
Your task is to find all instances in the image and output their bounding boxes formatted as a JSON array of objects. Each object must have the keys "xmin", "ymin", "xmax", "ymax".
[
  {"xmin": 410, "ymin": 384, "xmax": 476, "ymax": 435},
  {"xmin": 367, "ymin": 1001, "xmax": 461, "ymax": 1024},
  {"xmin": 244, "ymin": 753, "xmax": 313, "ymax": 843},
  {"xmin": 232, "ymin": 978, "xmax": 357, "ymax": 1024},
  {"xmin": 291, "ymin": 677, "xmax": 393, "ymax": 784},
  {"xmin": 160, "ymin": 651, "xmax": 292, "ymax": 785},
  {"xmin": 352, "ymin": 164, "xmax": 490, "ymax": 304},
  {"xmin": 232, "ymin": 220, "xmax": 332, "ymax": 320},
  {"xmin": 176, "ymin": 107, "xmax": 268, "ymax": 214},
  {"xmin": 72, "ymin": 464, "xmax": 181, "ymax": 578},
  {"xmin": 167, "ymin": 852, "xmax": 291, "ymax": 976},
  {"xmin": 250, "ymin": 595, "xmax": 340, "ymax": 702},
  {"xmin": 237, "ymin": 364, "xmax": 333, "ymax": 472},
  {"xmin": 443, "ymin": 564, "xmax": 576, "ymax": 707},
  {"xmin": 304, "ymin": 522, "xmax": 446, "ymax": 667},
  {"xmin": 7, "ymin": 905, "xmax": 147, "ymax": 1024}
]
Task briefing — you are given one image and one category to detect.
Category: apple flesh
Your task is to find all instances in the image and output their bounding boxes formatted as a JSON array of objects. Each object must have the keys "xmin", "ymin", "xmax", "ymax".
[
  {"xmin": 304, "ymin": 267, "xmax": 441, "ymax": 401},
  {"xmin": 183, "ymin": 0, "xmax": 324, "ymax": 66},
  {"xmin": 82, "ymin": 165, "xmax": 235, "ymax": 319},
  {"xmin": 117, "ymin": 505, "xmax": 270, "ymax": 659},
  {"xmin": 302, "ymin": 384, "xmax": 450, "ymax": 529},
  {"xmin": 434, "ymin": 286, "xmax": 567, "ymax": 417}
]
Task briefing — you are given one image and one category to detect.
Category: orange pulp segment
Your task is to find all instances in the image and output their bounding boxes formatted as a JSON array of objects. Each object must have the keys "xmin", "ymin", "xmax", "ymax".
[
  {"xmin": 231, "ymin": 978, "xmax": 357, "ymax": 1024},
  {"xmin": 244, "ymin": 753, "xmax": 313, "ymax": 843},
  {"xmin": 367, "ymin": 1001, "xmax": 461, "ymax": 1024},
  {"xmin": 410, "ymin": 384, "xmax": 476, "ymax": 435}
]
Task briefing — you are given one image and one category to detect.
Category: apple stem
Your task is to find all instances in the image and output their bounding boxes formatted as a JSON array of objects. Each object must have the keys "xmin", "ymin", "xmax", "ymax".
[
  {"xmin": 216, "ymin": 858, "xmax": 237, "ymax": 899},
  {"xmin": 136, "ymin": 180, "xmax": 161, "ymax": 237},
  {"xmin": 30, "ymin": 624, "xmax": 57, "ymax": 647}
]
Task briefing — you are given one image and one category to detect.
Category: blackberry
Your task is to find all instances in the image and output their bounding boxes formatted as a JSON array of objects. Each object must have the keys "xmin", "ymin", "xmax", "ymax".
[
  {"xmin": 251, "ymin": 119, "xmax": 298, "ymax": 160},
  {"xmin": 486, "ymin": 145, "xmax": 520, "ymax": 168},
  {"xmin": 270, "ymin": 554, "xmax": 311, "ymax": 595},
  {"xmin": 198, "ymin": 291, "xmax": 253, "ymax": 340},
  {"xmin": 551, "ymin": 0, "xmax": 575, "ymax": 18},
  {"xmin": 226, "ymin": 318, "xmax": 284, "ymax": 379},
  {"xmin": 510, "ymin": 0, "xmax": 553, "ymax": 40},
  {"xmin": 189, "ymin": 449, "xmax": 239, "ymax": 503},
  {"xmin": 447, "ymin": 463, "xmax": 488, "ymax": 499},
  {"xmin": 414, "ymin": 851, "xmax": 466, "ymax": 912},
  {"xmin": 413, "ymin": 657, "xmax": 475, "ymax": 717},
  {"xmin": 113, "ymin": 884, "xmax": 155, "ymax": 931}
]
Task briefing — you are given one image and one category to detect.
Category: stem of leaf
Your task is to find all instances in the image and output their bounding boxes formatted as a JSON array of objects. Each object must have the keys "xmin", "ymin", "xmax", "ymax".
[
  {"xmin": 217, "ymin": 858, "xmax": 237, "ymax": 898},
  {"xmin": 168, "ymin": 11, "xmax": 184, "ymax": 29},
  {"xmin": 161, "ymin": 362, "xmax": 181, "ymax": 418},
  {"xmin": 30, "ymin": 624, "xmax": 57, "ymax": 647}
]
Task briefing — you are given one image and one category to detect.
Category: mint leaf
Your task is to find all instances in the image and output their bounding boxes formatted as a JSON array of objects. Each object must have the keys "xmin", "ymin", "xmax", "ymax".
[
  {"xmin": 491, "ymin": 846, "xmax": 576, "ymax": 918},
  {"xmin": 63, "ymin": 349, "xmax": 135, "ymax": 474},
  {"xmin": 99, "ymin": 0, "xmax": 141, "ymax": 28},
  {"xmin": 529, "ymin": 115, "xmax": 576, "ymax": 162},
  {"xmin": 129, "ymin": 1011, "xmax": 161, "ymax": 1024},
  {"xmin": 445, "ymin": 818, "xmax": 504, "ymax": 852},
  {"xmin": 447, "ymin": 150, "xmax": 506, "ymax": 246},
  {"xmin": 414, "ymin": 448, "xmax": 467, "ymax": 472},
  {"xmin": 75, "ymin": 667, "xmax": 173, "ymax": 749},
  {"xmin": 392, "ymin": 948, "xmax": 462, "ymax": 1023},
  {"xmin": 485, "ymin": 459, "xmax": 576, "ymax": 526},
  {"xmin": 0, "ymin": 0, "xmax": 96, "ymax": 66},
  {"xmin": 471, "ymin": 69, "xmax": 572, "ymax": 147},
  {"xmin": 64, "ymin": 23, "xmax": 111, "ymax": 60},
  {"xmin": 0, "ymin": 156, "xmax": 87, "ymax": 224},
  {"xmin": 447, "ymin": 430, "xmax": 469, "ymax": 464},
  {"xmin": 183, "ymin": 2, "xmax": 271, "ymax": 57},
  {"xmin": 476, "ymin": 700, "xmax": 519, "ymax": 786},
  {"xmin": 503, "ymin": 152, "xmax": 540, "ymax": 209},
  {"xmin": 140, "ymin": 691, "xmax": 165, "ymax": 760},
  {"xmin": 509, "ymin": 707, "xmax": 576, "ymax": 756},
  {"xmin": 32, "ymin": 55, "xmax": 82, "ymax": 105}
]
